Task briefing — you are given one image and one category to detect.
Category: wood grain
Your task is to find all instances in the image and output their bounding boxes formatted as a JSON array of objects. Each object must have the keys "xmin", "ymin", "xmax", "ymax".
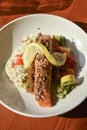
[
  {"xmin": 0, "ymin": 101, "xmax": 87, "ymax": 130},
  {"xmin": 0, "ymin": 0, "xmax": 73, "ymax": 15}
]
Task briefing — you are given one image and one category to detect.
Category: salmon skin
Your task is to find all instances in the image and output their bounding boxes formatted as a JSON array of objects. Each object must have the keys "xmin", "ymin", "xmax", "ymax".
[
  {"xmin": 34, "ymin": 54, "xmax": 52, "ymax": 107},
  {"xmin": 27, "ymin": 62, "xmax": 34, "ymax": 93}
]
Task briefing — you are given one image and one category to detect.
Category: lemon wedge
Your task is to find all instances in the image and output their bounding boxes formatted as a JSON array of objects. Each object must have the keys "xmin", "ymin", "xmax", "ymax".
[
  {"xmin": 23, "ymin": 42, "xmax": 66, "ymax": 69},
  {"xmin": 52, "ymin": 52, "xmax": 66, "ymax": 66}
]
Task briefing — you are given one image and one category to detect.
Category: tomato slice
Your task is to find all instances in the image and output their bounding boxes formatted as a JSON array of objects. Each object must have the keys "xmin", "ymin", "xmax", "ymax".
[
  {"xmin": 66, "ymin": 68, "xmax": 76, "ymax": 76},
  {"xmin": 15, "ymin": 58, "xmax": 24, "ymax": 65},
  {"xmin": 15, "ymin": 55, "xmax": 24, "ymax": 65},
  {"xmin": 63, "ymin": 54, "xmax": 76, "ymax": 68}
]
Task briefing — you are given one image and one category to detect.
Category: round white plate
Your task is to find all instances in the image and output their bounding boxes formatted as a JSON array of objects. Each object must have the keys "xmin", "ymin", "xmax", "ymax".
[{"xmin": 0, "ymin": 14, "xmax": 87, "ymax": 118}]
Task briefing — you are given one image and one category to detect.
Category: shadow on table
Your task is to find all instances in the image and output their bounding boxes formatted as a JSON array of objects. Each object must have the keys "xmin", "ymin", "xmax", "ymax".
[
  {"xmin": 61, "ymin": 98, "xmax": 87, "ymax": 118},
  {"xmin": 75, "ymin": 22, "xmax": 87, "ymax": 33}
]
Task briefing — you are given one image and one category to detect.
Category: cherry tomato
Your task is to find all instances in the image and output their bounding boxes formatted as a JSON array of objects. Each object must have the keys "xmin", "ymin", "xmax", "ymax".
[
  {"xmin": 64, "ymin": 55, "xmax": 76, "ymax": 68},
  {"xmin": 66, "ymin": 68, "xmax": 75, "ymax": 76},
  {"xmin": 15, "ymin": 55, "xmax": 24, "ymax": 65},
  {"xmin": 15, "ymin": 58, "xmax": 24, "ymax": 65}
]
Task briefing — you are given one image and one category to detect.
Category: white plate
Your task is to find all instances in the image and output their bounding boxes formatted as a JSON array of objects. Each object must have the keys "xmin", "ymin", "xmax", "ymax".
[{"xmin": 0, "ymin": 14, "xmax": 87, "ymax": 118}]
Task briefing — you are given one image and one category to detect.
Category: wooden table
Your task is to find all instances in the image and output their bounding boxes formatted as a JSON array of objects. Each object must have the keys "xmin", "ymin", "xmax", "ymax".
[
  {"xmin": 0, "ymin": 0, "xmax": 87, "ymax": 130},
  {"xmin": 0, "ymin": 97, "xmax": 87, "ymax": 130}
]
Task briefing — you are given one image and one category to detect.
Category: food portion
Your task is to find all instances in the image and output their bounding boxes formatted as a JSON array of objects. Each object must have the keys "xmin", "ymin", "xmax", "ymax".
[
  {"xmin": 34, "ymin": 54, "xmax": 52, "ymax": 107},
  {"xmin": 5, "ymin": 33, "xmax": 77, "ymax": 107}
]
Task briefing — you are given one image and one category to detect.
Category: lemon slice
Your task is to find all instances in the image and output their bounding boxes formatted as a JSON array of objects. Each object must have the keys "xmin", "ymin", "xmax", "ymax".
[
  {"xmin": 23, "ymin": 42, "xmax": 66, "ymax": 69},
  {"xmin": 52, "ymin": 52, "xmax": 66, "ymax": 66},
  {"xmin": 61, "ymin": 74, "xmax": 76, "ymax": 87}
]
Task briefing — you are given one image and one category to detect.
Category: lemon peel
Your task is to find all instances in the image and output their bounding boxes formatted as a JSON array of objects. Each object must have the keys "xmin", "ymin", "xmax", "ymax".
[
  {"xmin": 23, "ymin": 42, "xmax": 66, "ymax": 69},
  {"xmin": 61, "ymin": 74, "xmax": 76, "ymax": 87}
]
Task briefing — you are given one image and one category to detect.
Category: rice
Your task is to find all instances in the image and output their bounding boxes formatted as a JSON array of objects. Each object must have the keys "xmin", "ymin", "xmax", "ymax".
[{"xmin": 5, "ymin": 35, "xmax": 36, "ymax": 89}]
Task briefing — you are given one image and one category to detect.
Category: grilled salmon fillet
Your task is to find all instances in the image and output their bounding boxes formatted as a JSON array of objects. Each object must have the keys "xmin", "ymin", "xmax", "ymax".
[
  {"xmin": 26, "ymin": 33, "xmax": 53, "ymax": 107},
  {"xmin": 34, "ymin": 33, "xmax": 53, "ymax": 107},
  {"xmin": 34, "ymin": 54, "xmax": 52, "ymax": 107}
]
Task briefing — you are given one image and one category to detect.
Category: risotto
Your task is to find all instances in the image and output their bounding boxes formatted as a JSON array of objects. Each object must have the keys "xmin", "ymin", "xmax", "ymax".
[{"xmin": 5, "ymin": 35, "xmax": 34, "ymax": 89}]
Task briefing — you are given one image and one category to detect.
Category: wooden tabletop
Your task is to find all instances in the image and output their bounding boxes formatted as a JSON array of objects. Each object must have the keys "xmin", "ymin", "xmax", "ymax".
[{"xmin": 0, "ymin": 0, "xmax": 87, "ymax": 130}]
